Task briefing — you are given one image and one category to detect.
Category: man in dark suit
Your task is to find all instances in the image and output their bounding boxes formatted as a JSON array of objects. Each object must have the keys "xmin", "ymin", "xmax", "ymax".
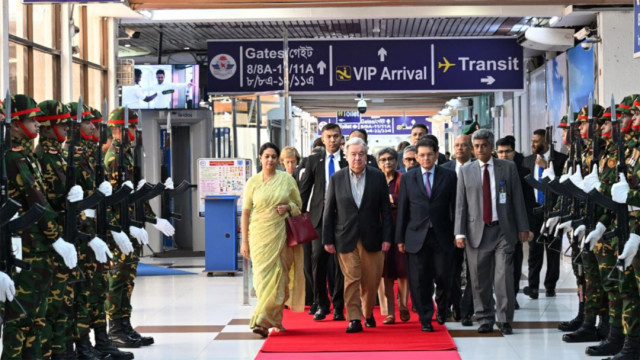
[
  {"xmin": 496, "ymin": 136, "xmax": 537, "ymax": 310},
  {"xmin": 522, "ymin": 129, "xmax": 568, "ymax": 299},
  {"xmin": 454, "ymin": 129, "xmax": 532, "ymax": 335},
  {"xmin": 300, "ymin": 123, "xmax": 347, "ymax": 321},
  {"xmin": 396, "ymin": 139, "xmax": 457, "ymax": 332},
  {"xmin": 441, "ymin": 134, "xmax": 474, "ymax": 326},
  {"xmin": 323, "ymin": 137, "xmax": 393, "ymax": 333}
]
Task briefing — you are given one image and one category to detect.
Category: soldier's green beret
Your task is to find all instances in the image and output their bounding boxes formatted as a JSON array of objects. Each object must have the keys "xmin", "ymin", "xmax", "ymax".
[
  {"xmin": 617, "ymin": 95, "xmax": 639, "ymax": 114},
  {"xmin": 577, "ymin": 104, "xmax": 605, "ymax": 124},
  {"xmin": 35, "ymin": 100, "xmax": 71, "ymax": 127},
  {"xmin": 89, "ymin": 107, "xmax": 103, "ymax": 124},
  {"xmin": 8, "ymin": 94, "xmax": 41, "ymax": 122},
  {"xmin": 558, "ymin": 115, "xmax": 569, "ymax": 129},
  {"xmin": 462, "ymin": 119, "xmax": 479, "ymax": 135},
  {"xmin": 108, "ymin": 107, "xmax": 139, "ymax": 127},
  {"xmin": 67, "ymin": 102, "xmax": 94, "ymax": 123}
]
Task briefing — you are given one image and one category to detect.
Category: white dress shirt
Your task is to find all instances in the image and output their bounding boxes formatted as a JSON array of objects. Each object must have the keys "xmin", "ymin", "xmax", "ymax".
[
  {"xmin": 349, "ymin": 168, "xmax": 366, "ymax": 208},
  {"xmin": 455, "ymin": 160, "xmax": 467, "ymax": 176},
  {"xmin": 533, "ymin": 149, "xmax": 550, "ymax": 202}
]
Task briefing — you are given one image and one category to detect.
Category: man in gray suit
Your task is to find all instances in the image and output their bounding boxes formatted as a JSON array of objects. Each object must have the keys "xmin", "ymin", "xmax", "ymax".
[{"xmin": 454, "ymin": 129, "xmax": 532, "ymax": 335}]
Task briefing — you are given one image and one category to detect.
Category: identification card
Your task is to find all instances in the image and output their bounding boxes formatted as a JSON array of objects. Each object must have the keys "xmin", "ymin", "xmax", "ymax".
[{"xmin": 499, "ymin": 192, "xmax": 507, "ymax": 204}]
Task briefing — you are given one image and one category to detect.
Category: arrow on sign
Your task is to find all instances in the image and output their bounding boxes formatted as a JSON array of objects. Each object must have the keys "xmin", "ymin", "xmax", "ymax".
[
  {"xmin": 480, "ymin": 76, "xmax": 496, "ymax": 85},
  {"xmin": 378, "ymin": 47, "xmax": 387, "ymax": 62},
  {"xmin": 317, "ymin": 61, "xmax": 327, "ymax": 75}
]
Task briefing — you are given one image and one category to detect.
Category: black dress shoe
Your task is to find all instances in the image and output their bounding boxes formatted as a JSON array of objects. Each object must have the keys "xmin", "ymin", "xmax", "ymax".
[
  {"xmin": 478, "ymin": 323, "xmax": 494, "ymax": 333},
  {"xmin": 346, "ymin": 320, "xmax": 363, "ymax": 333},
  {"xmin": 308, "ymin": 303, "xmax": 318, "ymax": 315},
  {"xmin": 546, "ymin": 289, "xmax": 556, "ymax": 297},
  {"xmin": 364, "ymin": 316, "xmax": 376, "ymax": 328},
  {"xmin": 452, "ymin": 306, "xmax": 461, "ymax": 321},
  {"xmin": 523, "ymin": 286, "xmax": 539, "ymax": 300},
  {"xmin": 499, "ymin": 323, "xmax": 513, "ymax": 335},
  {"xmin": 461, "ymin": 315, "xmax": 473, "ymax": 327},
  {"xmin": 515, "ymin": 300, "xmax": 520, "ymax": 310},
  {"xmin": 313, "ymin": 308, "xmax": 328, "ymax": 321},
  {"xmin": 421, "ymin": 323, "xmax": 434, "ymax": 332},
  {"xmin": 436, "ymin": 312, "xmax": 446, "ymax": 325},
  {"xmin": 333, "ymin": 311, "xmax": 345, "ymax": 321}
]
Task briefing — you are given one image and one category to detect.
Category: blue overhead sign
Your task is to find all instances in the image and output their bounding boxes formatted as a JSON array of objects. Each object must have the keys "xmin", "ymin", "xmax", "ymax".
[
  {"xmin": 635, "ymin": 0, "xmax": 640, "ymax": 58},
  {"xmin": 207, "ymin": 38, "xmax": 524, "ymax": 94},
  {"xmin": 317, "ymin": 115, "xmax": 432, "ymax": 136}
]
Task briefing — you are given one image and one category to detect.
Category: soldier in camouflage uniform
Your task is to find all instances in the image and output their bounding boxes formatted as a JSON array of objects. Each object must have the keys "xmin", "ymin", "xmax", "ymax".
[
  {"xmin": 608, "ymin": 94, "xmax": 640, "ymax": 360},
  {"xmin": 2, "ymin": 95, "xmax": 78, "ymax": 360},
  {"xmin": 74, "ymin": 106, "xmax": 134, "ymax": 360},
  {"xmin": 563, "ymin": 104, "xmax": 610, "ymax": 344}
]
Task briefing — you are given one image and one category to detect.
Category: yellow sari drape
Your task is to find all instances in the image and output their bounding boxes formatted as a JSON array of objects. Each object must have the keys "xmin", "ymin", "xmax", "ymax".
[{"xmin": 243, "ymin": 170, "xmax": 305, "ymax": 329}]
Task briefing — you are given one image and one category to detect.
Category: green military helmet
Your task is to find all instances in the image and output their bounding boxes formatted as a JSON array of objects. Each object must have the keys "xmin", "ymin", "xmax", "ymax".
[
  {"xmin": 89, "ymin": 107, "xmax": 103, "ymax": 124},
  {"xmin": 558, "ymin": 115, "xmax": 569, "ymax": 129},
  {"xmin": 35, "ymin": 100, "xmax": 72, "ymax": 126},
  {"xmin": 8, "ymin": 94, "xmax": 42, "ymax": 122},
  {"xmin": 577, "ymin": 103, "xmax": 605, "ymax": 125},
  {"xmin": 462, "ymin": 119, "xmax": 479, "ymax": 135},
  {"xmin": 616, "ymin": 94, "xmax": 639, "ymax": 115},
  {"xmin": 67, "ymin": 102, "xmax": 94, "ymax": 124},
  {"xmin": 107, "ymin": 107, "xmax": 139, "ymax": 127}
]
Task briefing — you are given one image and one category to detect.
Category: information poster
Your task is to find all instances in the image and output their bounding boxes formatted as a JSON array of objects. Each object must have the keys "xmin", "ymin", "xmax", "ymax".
[{"xmin": 197, "ymin": 158, "xmax": 252, "ymax": 217}]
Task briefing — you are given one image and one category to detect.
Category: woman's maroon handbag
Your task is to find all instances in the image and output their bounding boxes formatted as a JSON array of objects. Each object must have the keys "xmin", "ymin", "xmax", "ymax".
[{"xmin": 286, "ymin": 213, "xmax": 318, "ymax": 247}]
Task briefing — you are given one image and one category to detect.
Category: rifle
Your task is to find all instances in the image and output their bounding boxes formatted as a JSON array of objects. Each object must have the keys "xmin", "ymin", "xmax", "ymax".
[{"xmin": 65, "ymin": 97, "xmax": 105, "ymax": 283}]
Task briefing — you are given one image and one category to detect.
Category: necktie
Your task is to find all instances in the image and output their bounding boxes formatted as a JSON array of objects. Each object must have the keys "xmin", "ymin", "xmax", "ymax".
[
  {"xmin": 424, "ymin": 171, "xmax": 432, "ymax": 198},
  {"xmin": 483, "ymin": 164, "xmax": 492, "ymax": 225},
  {"xmin": 328, "ymin": 154, "xmax": 335, "ymax": 178},
  {"xmin": 537, "ymin": 166, "xmax": 545, "ymax": 205}
]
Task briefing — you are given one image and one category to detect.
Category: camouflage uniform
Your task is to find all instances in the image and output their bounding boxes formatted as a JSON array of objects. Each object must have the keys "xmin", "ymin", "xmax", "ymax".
[
  {"xmin": 34, "ymin": 100, "xmax": 76, "ymax": 358},
  {"xmin": 1, "ymin": 95, "xmax": 61, "ymax": 360}
]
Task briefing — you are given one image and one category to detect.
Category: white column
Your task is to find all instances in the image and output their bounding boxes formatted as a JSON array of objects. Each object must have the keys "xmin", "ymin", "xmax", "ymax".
[
  {"xmin": 107, "ymin": 17, "xmax": 117, "ymax": 110},
  {"xmin": 1, "ymin": 0, "xmax": 9, "ymax": 92},
  {"xmin": 60, "ymin": 4, "xmax": 73, "ymax": 102}
]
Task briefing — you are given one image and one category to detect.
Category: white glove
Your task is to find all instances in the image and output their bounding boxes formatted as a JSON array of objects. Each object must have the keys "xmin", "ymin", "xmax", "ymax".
[
  {"xmin": 164, "ymin": 177, "xmax": 174, "ymax": 190},
  {"xmin": 129, "ymin": 226, "xmax": 149, "ymax": 245},
  {"xmin": 545, "ymin": 216, "xmax": 560, "ymax": 235},
  {"xmin": 541, "ymin": 162, "xmax": 556, "ymax": 181},
  {"xmin": 0, "ymin": 272, "xmax": 16, "ymax": 302},
  {"xmin": 153, "ymin": 218, "xmax": 175, "ymax": 237},
  {"xmin": 583, "ymin": 165, "xmax": 601, "ymax": 193},
  {"xmin": 11, "ymin": 237, "xmax": 22, "ymax": 273},
  {"xmin": 97, "ymin": 181, "xmax": 113, "ymax": 197},
  {"xmin": 573, "ymin": 224, "xmax": 587, "ymax": 243},
  {"xmin": 584, "ymin": 222, "xmax": 607, "ymax": 251},
  {"xmin": 52, "ymin": 238, "xmax": 78, "ymax": 269},
  {"xmin": 555, "ymin": 220, "xmax": 572, "ymax": 238},
  {"xmin": 67, "ymin": 185, "xmax": 84, "ymax": 203},
  {"xmin": 618, "ymin": 233, "xmax": 640, "ymax": 269},
  {"xmin": 122, "ymin": 180, "xmax": 134, "ymax": 194},
  {"xmin": 612, "ymin": 173, "xmax": 631, "ymax": 204},
  {"xmin": 569, "ymin": 165, "xmax": 584, "ymax": 190},
  {"xmin": 560, "ymin": 167, "xmax": 573, "ymax": 184},
  {"xmin": 88, "ymin": 237, "xmax": 113, "ymax": 263},
  {"xmin": 136, "ymin": 179, "xmax": 147, "ymax": 191},
  {"xmin": 111, "ymin": 230, "xmax": 134, "ymax": 255},
  {"xmin": 83, "ymin": 209, "xmax": 95, "ymax": 218}
]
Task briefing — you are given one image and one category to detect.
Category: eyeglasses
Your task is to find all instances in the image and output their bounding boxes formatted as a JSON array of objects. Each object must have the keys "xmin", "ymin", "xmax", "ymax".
[
  {"xmin": 404, "ymin": 157, "xmax": 416, "ymax": 162},
  {"xmin": 378, "ymin": 157, "xmax": 396, "ymax": 163}
]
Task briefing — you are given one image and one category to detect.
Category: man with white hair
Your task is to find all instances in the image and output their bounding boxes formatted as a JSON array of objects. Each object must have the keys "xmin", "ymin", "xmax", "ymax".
[{"xmin": 323, "ymin": 137, "xmax": 393, "ymax": 333}]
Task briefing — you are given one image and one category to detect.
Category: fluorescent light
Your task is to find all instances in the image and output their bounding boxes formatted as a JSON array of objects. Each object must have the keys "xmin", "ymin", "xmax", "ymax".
[
  {"xmin": 549, "ymin": 16, "xmax": 561, "ymax": 26},
  {"xmin": 124, "ymin": 43, "xmax": 131, "ymax": 48}
]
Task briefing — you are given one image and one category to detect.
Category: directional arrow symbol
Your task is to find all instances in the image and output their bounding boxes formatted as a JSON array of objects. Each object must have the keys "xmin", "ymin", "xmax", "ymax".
[
  {"xmin": 378, "ymin": 47, "xmax": 387, "ymax": 62},
  {"xmin": 480, "ymin": 76, "xmax": 496, "ymax": 85},
  {"xmin": 317, "ymin": 61, "xmax": 327, "ymax": 75}
]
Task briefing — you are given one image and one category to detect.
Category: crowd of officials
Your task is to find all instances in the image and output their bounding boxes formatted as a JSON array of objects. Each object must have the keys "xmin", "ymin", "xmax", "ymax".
[{"xmin": 243, "ymin": 94, "xmax": 640, "ymax": 360}]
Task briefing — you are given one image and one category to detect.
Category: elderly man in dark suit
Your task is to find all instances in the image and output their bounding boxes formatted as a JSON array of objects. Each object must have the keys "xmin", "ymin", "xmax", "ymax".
[
  {"xmin": 454, "ymin": 129, "xmax": 532, "ymax": 335},
  {"xmin": 396, "ymin": 138, "xmax": 457, "ymax": 332},
  {"xmin": 323, "ymin": 137, "xmax": 393, "ymax": 333},
  {"xmin": 300, "ymin": 123, "xmax": 347, "ymax": 321},
  {"xmin": 521, "ymin": 128, "xmax": 568, "ymax": 299}
]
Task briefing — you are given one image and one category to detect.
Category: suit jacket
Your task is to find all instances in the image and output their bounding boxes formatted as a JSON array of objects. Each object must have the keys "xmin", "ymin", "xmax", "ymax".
[
  {"xmin": 522, "ymin": 149, "xmax": 567, "ymax": 229},
  {"xmin": 299, "ymin": 150, "xmax": 348, "ymax": 228},
  {"xmin": 395, "ymin": 166, "xmax": 457, "ymax": 254},
  {"xmin": 454, "ymin": 159, "xmax": 530, "ymax": 249},
  {"xmin": 322, "ymin": 166, "xmax": 393, "ymax": 253}
]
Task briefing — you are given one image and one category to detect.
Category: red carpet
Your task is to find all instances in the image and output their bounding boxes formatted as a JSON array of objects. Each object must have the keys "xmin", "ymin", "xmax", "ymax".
[
  {"xmin": 259, "ymin": 306, "xmax": 457, "ymax": 353},
  {"xmin": 256, "ymin": 351, "xmax": 461, "ymax": 360}
]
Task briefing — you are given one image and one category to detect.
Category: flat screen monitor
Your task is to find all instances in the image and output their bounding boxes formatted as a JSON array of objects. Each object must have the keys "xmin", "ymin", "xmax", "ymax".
[{"xmin": 121, "ymin": 64, "xmax": 200, "ymax": 110}]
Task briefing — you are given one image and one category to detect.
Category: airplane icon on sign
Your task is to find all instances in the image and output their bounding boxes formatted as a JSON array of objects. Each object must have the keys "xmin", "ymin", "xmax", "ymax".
[
  {"xmin": 438, "ymin": 57, "xmax": 456, "ymax": 73},
  {"xmin": 336, "ymin": 66, "xmax": 352, "ymax": 81}
]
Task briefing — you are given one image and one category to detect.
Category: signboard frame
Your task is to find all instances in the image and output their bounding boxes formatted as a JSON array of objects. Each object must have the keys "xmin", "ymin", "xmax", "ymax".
[
  {"xmin": 635, "ymin": 0, "xmax": 640, "ymax": 59},
  {"xmin": 197, "ymin": 158, "xmax": 252, "ymax": 217}
]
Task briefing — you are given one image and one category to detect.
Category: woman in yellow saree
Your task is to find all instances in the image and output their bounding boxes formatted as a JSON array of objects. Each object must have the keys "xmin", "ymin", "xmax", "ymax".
[{"xmin": 241, "ymin": 143, "xmax": 305, "ymax": 337}]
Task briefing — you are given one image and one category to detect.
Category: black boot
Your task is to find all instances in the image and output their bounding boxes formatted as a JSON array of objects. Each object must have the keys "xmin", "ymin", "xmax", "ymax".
[
  {"xmin": 563, "ymin": 318, "xmax": 600, "ymax": 343},
  {"xmin": 559, "ymin": 302, "xmax": 584, "ymax": 332},
  {"xmin": 597, "ymin": 312, "xmax": 610, "ymax": 341},
  {"xmin": 610, "ymin": 336, "xmax": 640, "ymax": 360},
  {"xmin": 95, "ymin": 326, "xmax": 136, "ymax": 359},
  {"xmin": 75, "ymin": 336, "xmax": 106, "ymax": 360},
  {"xmin": 121, "ymin": 318, "xmax": 154, "ymax": 346},
  {"xmin": 107, "ymin": 320, "xmax": 142, "ymax": 349},
  {"xmin": 585, "ymin": 326, "xmax": 624, "ymax": 356}
]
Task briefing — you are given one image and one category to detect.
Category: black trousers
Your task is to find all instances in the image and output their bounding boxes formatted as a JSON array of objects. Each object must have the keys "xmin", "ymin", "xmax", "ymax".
[
  {"xmin": 312, "ymin": 225, "xmax": 344, "ymax": 313},
  {"xmin": 514, "ymin": 242, "xmax": 523, "ymax": 295},
  {"xmin": 303, "ymin": 241, "xmax": 314, "ymax": 305},
  {"xmin": 407, "ymin": 231, "xmax": 452, "ymax": 326},
  {"xmin": 460, "ymin": 257, "xmax": 474, "ymax": 319},
  {"xmin": 527, "ymin": 222, "xmax": 561, "ymax": 291}
]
